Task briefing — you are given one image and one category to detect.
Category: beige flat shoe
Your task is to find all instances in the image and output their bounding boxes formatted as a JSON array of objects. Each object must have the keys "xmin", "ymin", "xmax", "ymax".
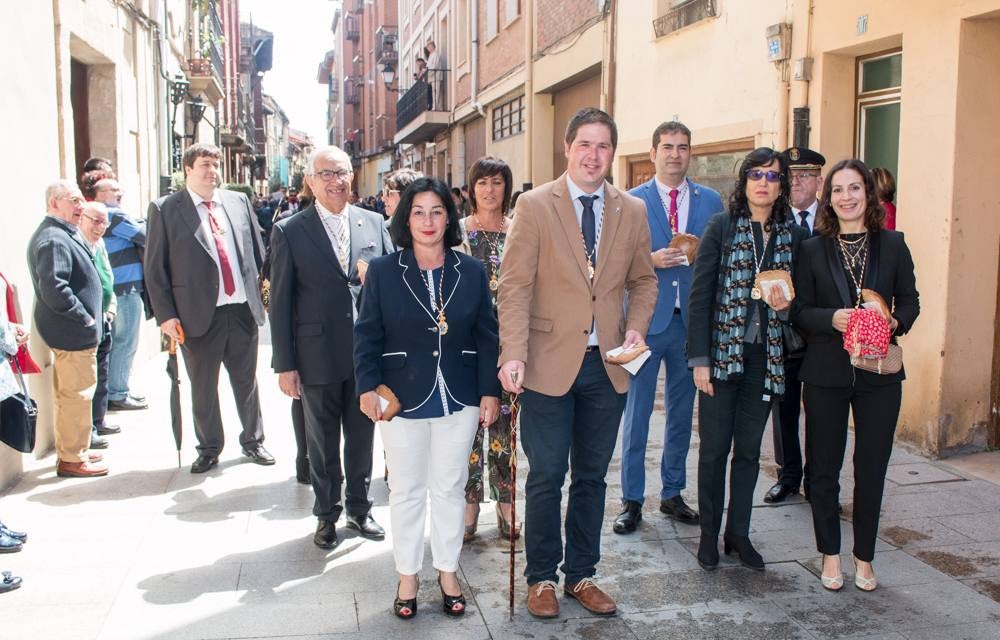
[{"xmin": 853, "ymin": 556, "xmax": 878, "ymax": 592}]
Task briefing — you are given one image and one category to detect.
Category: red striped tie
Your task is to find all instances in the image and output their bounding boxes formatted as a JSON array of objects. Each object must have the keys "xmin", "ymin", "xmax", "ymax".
[{"xmin": 205, "ymin": 201, "xmax": 236, "ymax": 296}]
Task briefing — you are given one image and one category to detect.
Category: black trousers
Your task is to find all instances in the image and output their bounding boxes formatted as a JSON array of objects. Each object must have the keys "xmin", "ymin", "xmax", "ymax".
[
  {"xmin": 771, "ymin": 355, "xmax": 809, "ymax": 491},
  {"xmin": 180, "ymin": 303, "xmax": 264, "ymax": 457},
  {"xmin": 697, "ymin": 344, "xmax": 772, "ymax": 539},
  {"xmin": 300, "ymin": 376, "xmax": 374, "ymax": 521},
  {"xmin": 804, "ymin": 379, "xmax": 900, "ymax": 562},
  {"xmin": 92, "ymin": 322, "xmax": 112, "ymax": 428},
  {"xmin": 291, "ymin": 398, "xmax": 307, "ymax": 462}
]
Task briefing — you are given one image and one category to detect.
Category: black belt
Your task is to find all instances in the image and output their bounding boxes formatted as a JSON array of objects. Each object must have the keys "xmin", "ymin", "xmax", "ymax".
[
  {"xmin": 584, "ymin": 345, "xmax": 601, "ymax": 352},
  {"xmin": 674, "ymin": 307, "xmax": 682, "ymax": 315}
]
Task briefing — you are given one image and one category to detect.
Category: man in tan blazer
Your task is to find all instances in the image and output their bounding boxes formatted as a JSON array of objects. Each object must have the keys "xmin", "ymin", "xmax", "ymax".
[{"xmin": 498, "ymin": 107, "xmax": 657, "ymax": 618}]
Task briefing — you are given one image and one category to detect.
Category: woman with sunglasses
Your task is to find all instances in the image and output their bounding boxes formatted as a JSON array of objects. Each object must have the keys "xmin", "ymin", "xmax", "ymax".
[
  {"xmin": 687, "ymin": 148, "xmax": 808, "ymax": 571},
  {"xmin": 792, "ymin": 159, "xmax": 918, "ymax": 591}
]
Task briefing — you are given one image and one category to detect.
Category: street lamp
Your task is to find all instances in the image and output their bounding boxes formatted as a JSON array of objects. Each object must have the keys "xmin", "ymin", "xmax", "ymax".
[
  {"xmin": 169, "ymin": 75, "xmax": 191, "ymax": 171},
  {"xmin": 381, "ymin": 63, "xmax": 399, "ymax": 92}
]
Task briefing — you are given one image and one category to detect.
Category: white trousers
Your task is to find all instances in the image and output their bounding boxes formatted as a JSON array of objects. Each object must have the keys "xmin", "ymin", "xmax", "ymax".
[{"xmin": 380, "ymin": 405, "xmax": 480, "ymax": 574}]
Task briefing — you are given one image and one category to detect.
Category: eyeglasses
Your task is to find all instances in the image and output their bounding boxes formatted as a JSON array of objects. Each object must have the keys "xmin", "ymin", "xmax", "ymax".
[
  {"xmin": 312, "ymin": 169, "xmax": 352, "ymax": 182},
  {"xmin": 60, "ymin": 195, "xmax": 85, "ymax": 205},
  {"xmin": 790, "ymin": 172, "xmax": 819, "ymax": 183},
  {"xmin": 81, "ymin": 214, "xmax": 109, "ymax": 227},
  {"xmin": 383, "ymin": 187, "xmax": 399, "ymax": 196},
  {"xmin": 746, "ymin": 169, "xmax": 782, "ymax": 183}
]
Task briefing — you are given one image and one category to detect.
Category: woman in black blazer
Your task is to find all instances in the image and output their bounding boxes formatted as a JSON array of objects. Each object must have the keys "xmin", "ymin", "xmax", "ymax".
[
  {"xmin": 791, "ymin": 159, "xmax": 919, "ymax": 592},
  {"xmin": 687, "ymin": 148, "xmax": 808, "ymax": 572},
  {"xmin": 354, "ymin": 178, "xmax": 500, "ymax": 620}
]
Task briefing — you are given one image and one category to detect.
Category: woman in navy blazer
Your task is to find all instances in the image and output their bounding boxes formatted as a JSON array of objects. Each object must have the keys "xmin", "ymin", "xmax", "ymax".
[
  {"xmin": 791, "ymin": 159, "xmax": 919, "ymax": 592},
  {"xmin": 354, "ymin": 177, "xmax": 500, "ymax": 620}
]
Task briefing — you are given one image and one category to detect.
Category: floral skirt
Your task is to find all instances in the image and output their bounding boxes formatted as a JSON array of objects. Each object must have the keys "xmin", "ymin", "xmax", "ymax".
[{"xmin": 464, "ymin": 391, "xmax": 515, "ymax": 504}]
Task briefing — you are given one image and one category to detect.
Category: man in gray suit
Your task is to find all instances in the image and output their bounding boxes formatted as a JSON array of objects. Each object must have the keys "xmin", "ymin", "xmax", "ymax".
[
  {"xmin": 145, "ymin": 143, "xmax": 272, "ymax": 474},
  {"xmin": 27, "ymin": 180, "xmax": 108, "ymax": 477},
  {"xmin": 269, "ymin": 146, "xmax": 392, "ymax": 548}
]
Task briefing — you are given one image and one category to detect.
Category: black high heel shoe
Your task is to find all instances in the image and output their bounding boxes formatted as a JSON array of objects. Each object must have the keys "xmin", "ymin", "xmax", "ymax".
[
  {"xmin": 723, "ymin": 533, "xmax": 765, "ymax": 571},
  {"xmin": 696, "ymin": 534, "xmax": 719, "ymax": 571},
  {"xmin": 438, "ymin": 574, "xmax": 466, "ymax": 616},
  {"xmin": 393, "ymin": 579, "xmax": 418, "ymax": 619}
]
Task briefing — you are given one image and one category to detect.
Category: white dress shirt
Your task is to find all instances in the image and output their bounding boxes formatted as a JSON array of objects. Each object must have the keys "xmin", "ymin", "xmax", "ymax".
[
  {"xmin": 315, "ymin": 200, "xmax": 353, "ymax": 266},
  {"xmin": 566, "ymin": 176, "xmax": 606, "ymax": 347},
  {"xmin": 654, "ymin": 176, "xmax": 691, "ymax": 234},
  {"xmin": 187, "ymin": 188, "xmax": 248, "ymax": 306},
  {"xmin": 792, "ymin": 200, "xmax": 819, "ymax": 235}
]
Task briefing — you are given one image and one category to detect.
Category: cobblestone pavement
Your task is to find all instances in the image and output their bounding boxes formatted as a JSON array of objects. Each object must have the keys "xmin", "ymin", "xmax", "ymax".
[{"xmin": 2, "ymin": 343, "xmax": 999, "ymax": 639}]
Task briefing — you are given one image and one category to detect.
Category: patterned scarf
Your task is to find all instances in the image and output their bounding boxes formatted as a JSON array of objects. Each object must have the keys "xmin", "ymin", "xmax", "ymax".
[{"xmin": 711, "ymin": 214, "xmax": 793, "ymax": 395}]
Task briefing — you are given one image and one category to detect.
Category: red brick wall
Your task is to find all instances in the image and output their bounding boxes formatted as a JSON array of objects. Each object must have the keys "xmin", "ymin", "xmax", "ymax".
[
  {"xmin": 535, "ymin": 0, "xmax": 601, "ymax": 54},
  {"xmin": 479, "ymin": 0, "xmax": 525, "ymax": 90}
]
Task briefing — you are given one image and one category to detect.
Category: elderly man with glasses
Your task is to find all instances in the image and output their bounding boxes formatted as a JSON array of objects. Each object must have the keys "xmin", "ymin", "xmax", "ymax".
[{"xmin": 27, "ymin": 181, "xmax": 109, "ymax": 477}]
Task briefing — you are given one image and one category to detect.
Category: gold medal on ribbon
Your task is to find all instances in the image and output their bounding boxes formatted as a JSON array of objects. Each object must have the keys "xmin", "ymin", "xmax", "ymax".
[
  {"xmin": 751, "ymin": 286, "xmax": 762, "ymax": 300},
  {"xmin": 489, "ymin": 275, "xmax": 499, "ymax": 292},
  {"xmin": 438, "ymin": 310, "xmax": 449, "ymax": 336}
]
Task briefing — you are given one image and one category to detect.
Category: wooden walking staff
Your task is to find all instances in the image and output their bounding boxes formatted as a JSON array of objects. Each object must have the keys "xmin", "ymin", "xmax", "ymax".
[{"xmin": 507, "ymin": 371, "xmax": 520, "ymax": 619}]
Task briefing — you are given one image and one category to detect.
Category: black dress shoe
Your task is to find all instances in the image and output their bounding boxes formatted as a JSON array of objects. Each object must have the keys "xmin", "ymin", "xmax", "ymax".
[
  {"xmin": 763, "ymin": 482, "xmax": 799, "ymax": 504},
  {"xmin": 314, "ymin": 519, "xmax": 339, "ymax": 549},
  {"xmin": 0, "ymin": 532, "xmax": 22, "ymax": 553},
  {"xmin": 95, "ymin": 423, "xmax": 122, "ymax": 436},
  {"xmin": 660, "ymin": 495, "xmax": 700, "ymax": 524},
  {"xmin": 613, "ymin": 500, "xmax": 642, "ymax": 534},
  {"xmin": 345, "ymin": 513, "xmax": 385, "ymax": 539},
  {"xmin": 0, "ymin": 571, "xmax": 21, "ymax": 593},
  {"xmin": 190, "ymin": 454, "xmax": 219, "ymax": 474},
  {"xmin": 108, "ymin": 396, "xmax": 148, "ymax": 411},
  {"xmin": 90, "ymin": 433, "xmax": 109, "ymax": 450},
  {"xmin": 128, "ymin": 393, "xmax": 147, "ymax": 404},
  {"xmin": 697, "ymin": 534, "xmax": 719, "ymax": 570},
  {"xmin": 723, "ymin": 533, "xmax": 765, "ymax": 571},
  {"xmin": 0, "ymin": 521, "xmax": 26, "ymax": 543},
  {"xmin": 295, "ymin": 456, "xmax": 310, "ymax": 484},
  {"xmin": 242, "ymin": 445, "xmax": 275, "ymax": 466}
]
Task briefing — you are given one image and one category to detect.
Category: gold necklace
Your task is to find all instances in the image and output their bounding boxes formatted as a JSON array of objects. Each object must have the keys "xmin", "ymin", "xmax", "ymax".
[
  {"xmin": 420, "ymin": 263, "xmax": 448, "ymax": 335},
  {"xmin": 837, "ymin": 238, "xmax": 868, "ymax": 307},
  {"xmin": 474, "ymin": 215, "xmax": 506, "ymax": 292},
  {"xmin": 838, "ymin": 232, "xmax": 868, "ymax": 269},
  {"xmin": 749, "ymin": 221, "xmax": 771, "ymax": 300}
]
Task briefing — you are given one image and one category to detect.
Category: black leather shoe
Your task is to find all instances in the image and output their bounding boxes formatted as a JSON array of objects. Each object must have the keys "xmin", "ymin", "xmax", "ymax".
[
  {"xmin": 723, "ymin": 533, "xmax": 765, "ymax": 571},
  {"xmin": 613, "ymin": 500, "xmax": 642, "ymax": 534},
  {"xmin": 190, "ymin": 455, "xmax": 219, "ymax": 474},
  {"xmin": 95, "ymin": 423, "xmax": 122, "ymax": 436},
  {"xmin": 697, "ymin": 534, "xmax": 719, "ymax": 570},
  {"xmin": 345, "ymin": 513, "xmax": 385, "ymax": 539},
  {"xmin": 128, "ymin": 393, "xmax": 147, "ymax": 404},
  {"xmin": 0, "ymin": 521, "xmax": 26, "ymax": 543},
  {"xmin": 314, "ymin": 519, "xmax": 339, "ymax": 549},
  {"xmin": 90, "ymin": 433, "xmax": 109, "ymax": 449},
  {"xmin": 0, "ymin": 571, "xmax": 21, "ymax": 593},
  {"xmin": 0, "ymin": 532, "xmax": 22, "ymax": 554},
  {"xmin": 660, "ymin": 495, "xmax": 700, "ymax": 524},
  {"xmin": 108, "ymin": 396, "xmax": 148, "ymax": 411},
  {"xmin": 295, "ymin": 457, "xmax": 310, "ymax": 484},
  {"xmin": 763, "ymin": 482, "xmax": 799, "ymax": 504},
  {"xmin": 242, "ymin": 445, "xmax": 275, "ymax": 466}
]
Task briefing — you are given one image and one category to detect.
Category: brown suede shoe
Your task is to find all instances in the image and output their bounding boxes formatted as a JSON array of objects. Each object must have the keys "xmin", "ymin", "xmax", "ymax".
[
  {"xmin": 526, "ymin": 580, "xmax": 559, "ymax": 618},
  {"xmin": 564, "ymin": 578, "xmax": 616, "ymax": 615},
  {"xmin": 56, "ymin": 460, "xmax": 109, "ymax": 478}
]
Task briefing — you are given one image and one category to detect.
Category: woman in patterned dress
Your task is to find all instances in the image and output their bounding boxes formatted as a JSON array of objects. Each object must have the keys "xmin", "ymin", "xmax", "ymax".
[{"xmin": 457, "ymin": 157, "xmax": 520, "ymax": 541}]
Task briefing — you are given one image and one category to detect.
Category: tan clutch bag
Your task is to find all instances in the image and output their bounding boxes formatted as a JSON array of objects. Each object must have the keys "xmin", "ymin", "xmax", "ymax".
[
  {"xmin": 376, "ymin": 384, "xmax": 402, "ymax": 421},
  {"xmin": 605, "ymin": 344, "xmax": 650, "ymax": 365}
]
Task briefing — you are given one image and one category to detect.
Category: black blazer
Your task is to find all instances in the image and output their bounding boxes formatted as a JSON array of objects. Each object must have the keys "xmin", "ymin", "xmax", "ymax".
[
  {"xmin": 354, "ymin": 249, "xmax": 500, "ymax": 413},
  {"xmin": 687, "ymin": 211, "xmax": 808, "ymax": 366},
  {"xmin": 790, "ymin": 231, "xmax": 919, "ymax": 387},
  {"xmin": 145, "ymin": 189, "xmax": 265, "ymax": 338},
  {"xmin": 27, "ymin": 217, "xmax": 104, "ymax": 351},
  {"xmin": 268, "ymin": 205, "xmax": 391, "ymax": 385}
]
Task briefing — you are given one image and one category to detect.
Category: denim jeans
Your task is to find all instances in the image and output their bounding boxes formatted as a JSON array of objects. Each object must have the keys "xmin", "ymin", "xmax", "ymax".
[
  {"xmin": 108, "ymin": 289, "xmax": 142, "ymax": 401},
  {"xmin": 520, "ymin": 351, "xmax": 626, "ymax": 585}
]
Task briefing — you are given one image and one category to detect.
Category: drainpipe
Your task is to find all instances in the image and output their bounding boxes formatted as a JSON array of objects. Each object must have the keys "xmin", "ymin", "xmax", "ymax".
[
  {"xmin": 523, "ymin": 0, "xmax": 534, "ymax": 188},
  {"xmin": 470, "ymin": 0, "xmax": 485, "ymax": 118},
  {"xmin": 600, "ymin": 0, "xmax": 616, "ymax": 115}
]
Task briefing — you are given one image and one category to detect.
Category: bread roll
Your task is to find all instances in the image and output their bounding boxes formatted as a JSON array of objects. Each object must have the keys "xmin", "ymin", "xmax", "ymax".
[
  {"xmin": 605, "ymin": 344, "xmax": 650, "ymax": 365},
  {"xmin": 668, "ymin": 233, "xmax": 699, "ymax": 264},
  {"xmin": 755, "ymin": 269, "xmax": 795, "ymax": 301},
  {"xmin": 861, "ymin": 289, "xmax": 891, "ymax": 320}
]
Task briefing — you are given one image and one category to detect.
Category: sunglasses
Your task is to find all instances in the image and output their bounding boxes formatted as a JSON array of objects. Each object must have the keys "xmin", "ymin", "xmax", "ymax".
[{"xmin": 746, "ymin": 169, "xmax": 782, "ymax": 183}]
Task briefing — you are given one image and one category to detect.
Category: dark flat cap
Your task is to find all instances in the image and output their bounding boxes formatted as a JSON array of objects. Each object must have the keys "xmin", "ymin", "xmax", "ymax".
[{"xmin": 781, "ymin": 146, "xmax": 826, "ymax": 170}]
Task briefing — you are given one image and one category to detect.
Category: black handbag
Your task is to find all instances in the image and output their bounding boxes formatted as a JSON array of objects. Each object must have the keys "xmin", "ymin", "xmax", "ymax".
[
  {"xmin": 0, "ymin": 359, "xmax": 37, "ymax": 453},
  {"xmin": 782, "ymin": 323, "xmax": 806, "ymax": 355}
]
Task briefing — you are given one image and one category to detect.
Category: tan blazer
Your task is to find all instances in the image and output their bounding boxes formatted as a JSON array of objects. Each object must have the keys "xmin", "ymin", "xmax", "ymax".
[{"xmin": 497, "ymin": 174, "xmax": 657, "ymax": 395}]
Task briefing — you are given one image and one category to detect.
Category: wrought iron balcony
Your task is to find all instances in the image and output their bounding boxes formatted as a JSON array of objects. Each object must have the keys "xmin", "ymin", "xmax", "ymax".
[
  {"xmin": 395, "ymin": 69, "xmax": 449, "ymax": 145},
  {"xmin": 376, "ymin": 27, "xmax": 398, "ymax": 65}
]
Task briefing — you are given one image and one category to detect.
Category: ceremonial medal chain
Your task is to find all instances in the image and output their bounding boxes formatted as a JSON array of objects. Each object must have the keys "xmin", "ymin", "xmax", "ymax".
[
  {"xmin": 474, "ymin": 215, "xmax": 507, "ymax": 292},
  {"xmin": 749, "ymin": 222, "xmax": 771, "ymax": 300},
  {"xmin": 838, "ymin": 234, "xmax": 869, "ymax": 308},
  {"xmin": 421, "ymin": 264, "xmax": 449, "ymax": 335},
  {"xmin": 579, "ymin": 217, "xmax": 604, "ymax": 282}
]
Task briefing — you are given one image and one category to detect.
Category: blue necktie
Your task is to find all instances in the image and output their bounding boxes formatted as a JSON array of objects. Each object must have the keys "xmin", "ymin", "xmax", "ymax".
[
  {"xmin": 798, "ymin": 211, "xmax": 810, "ymax": 234},
  {"xmin": 580, "ymin": 195, "xmax": 597, "ymax": 267}
]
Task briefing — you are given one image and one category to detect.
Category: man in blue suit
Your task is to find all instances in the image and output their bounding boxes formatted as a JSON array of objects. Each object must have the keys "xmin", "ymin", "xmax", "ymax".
[{"xmin": 614, "ymin": 121, "xmax": 723, "ymax": 534}]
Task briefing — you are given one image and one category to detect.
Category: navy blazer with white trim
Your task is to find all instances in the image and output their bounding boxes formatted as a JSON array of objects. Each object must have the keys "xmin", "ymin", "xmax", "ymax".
[{"xmin": 353, "ymin": 248, "xmax": 500, "ymax": 414}]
